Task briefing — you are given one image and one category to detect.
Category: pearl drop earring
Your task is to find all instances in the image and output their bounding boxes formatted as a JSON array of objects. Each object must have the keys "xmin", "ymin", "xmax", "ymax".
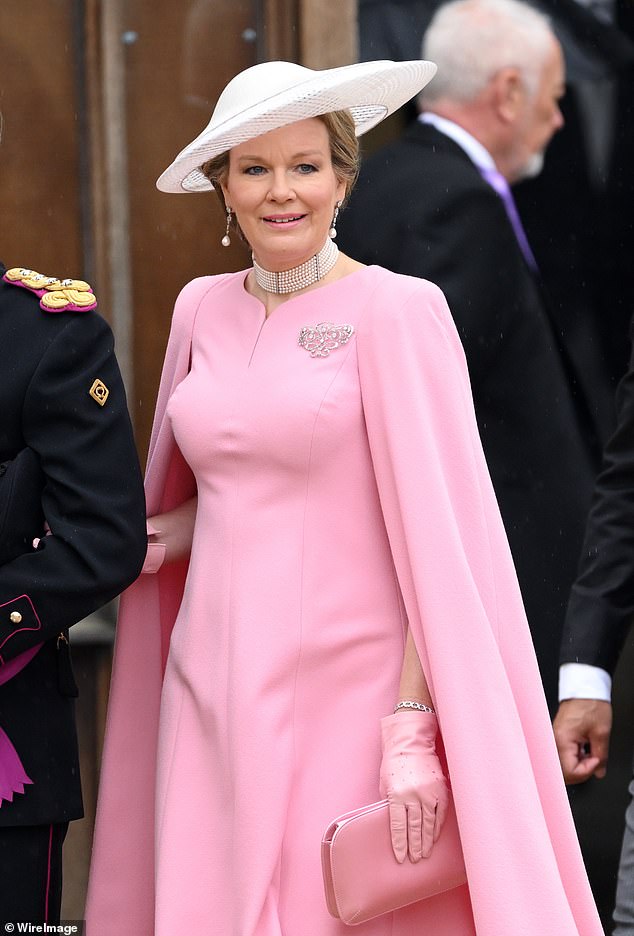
[
  {"xmin": 221, "ymin": 206, "xmax": 232, "ymax": 247},
  {"xmin": 329, "ymin": 200, "xmax": 342, "ymax": 239}
]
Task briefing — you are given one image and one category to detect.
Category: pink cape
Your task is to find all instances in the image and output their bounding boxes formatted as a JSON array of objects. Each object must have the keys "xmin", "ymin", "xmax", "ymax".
[{"xmin": 86, "ymin": 267, "xmax": 602, "ymax": 934}]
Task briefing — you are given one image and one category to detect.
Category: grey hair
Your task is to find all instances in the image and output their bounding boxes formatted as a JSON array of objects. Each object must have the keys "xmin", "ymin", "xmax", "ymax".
[{"xmin": 419, "ymin": 0, "xmax": 554, "ymax": 106}]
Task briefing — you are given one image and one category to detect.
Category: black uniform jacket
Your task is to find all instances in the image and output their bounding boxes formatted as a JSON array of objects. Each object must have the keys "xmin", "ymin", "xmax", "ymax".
[
  {"xmin": 561, "ymin": 318, "xmax": 634, "ymax": 674},
  {"xmin": 0, "ymin": 263, "xmax": 146, "ymax": 826},
  {"xmin": 338, "ymin": 122, "xmax": 601, "ymax": 708}
]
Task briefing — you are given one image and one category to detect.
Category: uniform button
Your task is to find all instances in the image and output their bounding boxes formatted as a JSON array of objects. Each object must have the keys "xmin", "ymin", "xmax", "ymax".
[{"xmin": 9, "ymin": 612, "xmax": 22, "ymax": 624}]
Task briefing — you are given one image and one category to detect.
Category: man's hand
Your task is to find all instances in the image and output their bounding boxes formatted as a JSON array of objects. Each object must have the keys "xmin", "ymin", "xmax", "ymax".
[{"xmin": 553, "ymin": 698, "xmax": 612, "ymax": 785}]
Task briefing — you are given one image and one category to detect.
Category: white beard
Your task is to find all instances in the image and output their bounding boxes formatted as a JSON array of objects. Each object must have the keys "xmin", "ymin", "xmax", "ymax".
[{"xmin": 516, "ymin": 151, "xmax": 545, "ymax": 181}]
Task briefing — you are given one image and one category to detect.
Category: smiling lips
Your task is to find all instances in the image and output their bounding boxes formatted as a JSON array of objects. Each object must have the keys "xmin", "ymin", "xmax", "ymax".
[{"xmin": 263, "ymin": 214, "xmax": 306, "ymax": 226}]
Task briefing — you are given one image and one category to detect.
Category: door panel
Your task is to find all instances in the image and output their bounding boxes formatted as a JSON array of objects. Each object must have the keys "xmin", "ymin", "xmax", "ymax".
[{"xmin": 0, "ymin": 0, "xmax": 83, "ymax": 279}]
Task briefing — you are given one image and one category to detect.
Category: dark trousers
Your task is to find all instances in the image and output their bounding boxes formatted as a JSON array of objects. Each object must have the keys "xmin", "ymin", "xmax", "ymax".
[{"xmin": 0, "ymin": 823, "xmax": 68, "ymax": 924}]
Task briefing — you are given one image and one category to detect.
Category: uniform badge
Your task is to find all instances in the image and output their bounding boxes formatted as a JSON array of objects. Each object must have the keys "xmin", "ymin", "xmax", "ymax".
[
  {"xmin": 89, "ymin": 379, "xmax": 109, "ymax": 406},
  {"xmin": 3, "ymin": 267, "xmax": 98, "ymax": 313}
]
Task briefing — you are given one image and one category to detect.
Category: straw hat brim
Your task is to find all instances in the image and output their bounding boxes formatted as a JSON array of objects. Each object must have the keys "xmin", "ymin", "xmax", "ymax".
[{"xmin": 156, "ymin": 59, "xmax": 437, "ymax": 193}]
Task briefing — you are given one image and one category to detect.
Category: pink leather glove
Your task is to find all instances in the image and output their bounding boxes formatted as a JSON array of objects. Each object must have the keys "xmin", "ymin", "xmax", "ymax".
[{"xmin": 379, "ymin": 711, "xmax": 449, "ymax": 863}]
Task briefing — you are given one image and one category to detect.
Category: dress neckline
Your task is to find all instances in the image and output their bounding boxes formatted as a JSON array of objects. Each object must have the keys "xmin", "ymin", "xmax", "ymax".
[{"xmin": 237, "ymin": 264, "xmax": 377, "ymax": 320}]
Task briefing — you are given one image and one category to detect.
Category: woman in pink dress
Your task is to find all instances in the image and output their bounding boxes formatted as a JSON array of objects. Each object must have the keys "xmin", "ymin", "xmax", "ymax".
[{"xmin": 86, "ymin": 57, "xmax": 603, "ymax": 935}]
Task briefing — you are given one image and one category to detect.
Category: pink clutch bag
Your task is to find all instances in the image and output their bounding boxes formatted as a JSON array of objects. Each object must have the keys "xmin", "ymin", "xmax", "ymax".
[{"xmin": 321, "ymin": 797, "xmax": 466, "ymax": 925}]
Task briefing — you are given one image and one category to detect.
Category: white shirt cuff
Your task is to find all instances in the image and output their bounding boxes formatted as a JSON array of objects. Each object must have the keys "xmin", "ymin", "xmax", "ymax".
[{"xmin": 558, "ymin": 663, "xmax": 611, "ymax": 702}]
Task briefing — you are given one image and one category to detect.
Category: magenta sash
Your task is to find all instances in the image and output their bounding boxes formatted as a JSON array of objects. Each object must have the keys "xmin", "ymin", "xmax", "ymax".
[{"xmin": 0, "ymin": 644, "xmax": 42, "ymax": 804}]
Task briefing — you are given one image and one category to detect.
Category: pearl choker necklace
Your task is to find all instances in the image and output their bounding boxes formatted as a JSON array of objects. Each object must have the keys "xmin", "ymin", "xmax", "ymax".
[{"xmin": 252, "ymin": 238, "xmax": 339, "ymax": 295}]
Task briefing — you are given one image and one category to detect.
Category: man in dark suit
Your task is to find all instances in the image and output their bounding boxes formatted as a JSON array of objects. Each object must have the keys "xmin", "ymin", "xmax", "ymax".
[
  {"xmin": 554, "ymin": 320, "xmax": 634, "ymax": 933},
  {"xmin": 0, "ymin": 264, "xmax": 147, "ymax": 923},
  {"xmin": 357, "ymin": 0, "xmax": 634, "ymax": 432},
  {"xmin": 338, "ymin": 0, "xmax": 602, "ymax": 712}
]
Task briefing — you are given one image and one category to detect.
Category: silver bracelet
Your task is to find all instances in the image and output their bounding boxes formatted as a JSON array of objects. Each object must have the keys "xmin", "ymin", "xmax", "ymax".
[{"xmin": 393, "ymin": 700, "xmax": 435, "ymax": 715}]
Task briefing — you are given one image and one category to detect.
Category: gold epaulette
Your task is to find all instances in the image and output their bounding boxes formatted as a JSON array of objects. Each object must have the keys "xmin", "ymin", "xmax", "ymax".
[{"xmin": 3, "ymin": 267, "xmax": 97, "ymax": 313}]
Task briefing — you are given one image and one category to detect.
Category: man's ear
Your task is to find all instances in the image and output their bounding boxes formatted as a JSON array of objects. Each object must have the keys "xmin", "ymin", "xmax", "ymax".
[{"xmin": 491, "ymin": 66, "xmax": 524, "ymax": 124}]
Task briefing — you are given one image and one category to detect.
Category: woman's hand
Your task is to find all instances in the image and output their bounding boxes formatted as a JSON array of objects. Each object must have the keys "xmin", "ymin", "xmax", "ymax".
[
  {"xmin": 143, "ymin": 497, "xmax": 197, "ymax": 572},
  {"xmin": 379, "ymin": 710, "xmax": 449, "ymax": 863}
]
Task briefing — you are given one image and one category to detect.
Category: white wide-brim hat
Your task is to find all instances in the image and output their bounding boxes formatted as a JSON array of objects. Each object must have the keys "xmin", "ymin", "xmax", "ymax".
[{"xmin": 156, "ymin": 58, "xmax": 437, "ymax": 193}]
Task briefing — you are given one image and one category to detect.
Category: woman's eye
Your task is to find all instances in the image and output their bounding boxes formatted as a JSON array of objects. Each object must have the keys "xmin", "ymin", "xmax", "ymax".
[
  {"xmin": 297, "ymin": 164, "xmax": 317, "ymax": 174},
  {"xmin": 244, "ymin": 165, "xmax": 266, "ymax": 175}
]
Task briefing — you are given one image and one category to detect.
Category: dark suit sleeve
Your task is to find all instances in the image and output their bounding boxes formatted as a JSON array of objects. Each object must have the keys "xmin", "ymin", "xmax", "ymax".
[
  {"xmin": 0, "ymin": 310, "xmax": 147, "ymax": 664},
  {"xmin": 560, "ymin": 323, "xmax": 634, "ymax": 672}
]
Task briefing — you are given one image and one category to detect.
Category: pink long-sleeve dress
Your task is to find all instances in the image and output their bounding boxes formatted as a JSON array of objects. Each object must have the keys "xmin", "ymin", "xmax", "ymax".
[{"xmin": 86, "ymin": 266, "xmax": 603, "ymax": 935}]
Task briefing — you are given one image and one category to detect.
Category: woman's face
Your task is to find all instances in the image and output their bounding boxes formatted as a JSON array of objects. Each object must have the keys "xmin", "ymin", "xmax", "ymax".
[{"xmin": 221, "ymin": 117, "xmax": 346, "ymax": 271}]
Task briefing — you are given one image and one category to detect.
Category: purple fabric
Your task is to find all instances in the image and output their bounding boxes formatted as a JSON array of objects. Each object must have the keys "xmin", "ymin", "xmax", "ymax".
[
  {"xmin": 0, "ymin": 726, "xmax": 32, "ymax": 803},
  {"xmin": 0, "ymin": 645, "xmax": 42, "ymax": 804},
  {"xmin": 479, "ymin": 166, "xmax": 539, "ymax": 272}
]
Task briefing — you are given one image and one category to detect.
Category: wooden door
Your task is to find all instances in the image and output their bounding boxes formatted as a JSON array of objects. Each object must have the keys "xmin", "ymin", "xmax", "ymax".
[{"xmin": 0, "ymin": 1, "xmax": 84, "ymax": 280}]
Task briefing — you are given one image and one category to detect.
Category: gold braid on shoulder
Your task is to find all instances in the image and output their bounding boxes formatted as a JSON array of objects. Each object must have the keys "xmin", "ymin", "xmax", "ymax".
[{"xmin": 3, "ymin": 267, "xmax": 97, "ymax": 313}]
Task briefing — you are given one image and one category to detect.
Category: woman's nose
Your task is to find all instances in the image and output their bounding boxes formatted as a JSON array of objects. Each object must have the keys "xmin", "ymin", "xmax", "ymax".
[{"xmin": 266, "ymin": 170, "xmax": 295, "ymax": 202}]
